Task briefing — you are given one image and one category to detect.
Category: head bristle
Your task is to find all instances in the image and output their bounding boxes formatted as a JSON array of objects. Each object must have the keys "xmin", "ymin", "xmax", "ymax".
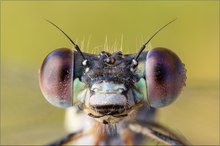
[{"xmin": 120, "ymin": 34, "xmax": 123, "ymax": 52}]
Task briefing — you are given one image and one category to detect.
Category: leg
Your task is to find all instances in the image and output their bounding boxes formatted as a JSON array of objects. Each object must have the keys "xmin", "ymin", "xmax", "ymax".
[
  {"xmin": 129, "ymin": 122, "xmax": 190, "ymax": 146},
  {"xmin": 47, "ymin": 132, "xmax": 81, "ymax": 146}
]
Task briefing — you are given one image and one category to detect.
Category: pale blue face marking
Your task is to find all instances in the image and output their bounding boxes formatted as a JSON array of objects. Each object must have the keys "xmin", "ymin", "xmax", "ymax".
[
  {"xmin": 73, "ymin": 77, "xmax": 148, "ymax": 106},
  {"xmin": 91, "ymin": 81, "xmax": 126, "ymax": 94},
  {"xmin": 134, "ymin": 78, "xmax": 148, "ymax": 103},
  {"xmin": 73, "ymin": 78, "xmax": 88, "ymax": 104}
]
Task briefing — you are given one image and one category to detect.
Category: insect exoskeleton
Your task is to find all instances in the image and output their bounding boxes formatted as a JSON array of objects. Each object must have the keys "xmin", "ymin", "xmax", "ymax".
[
  {"xmin": 38, "ymin": 19, "xmax": 190, "ymax": 146},
  {"xmin": 39, "ymin": 19, "xmax": 186, "ymax": 124}
]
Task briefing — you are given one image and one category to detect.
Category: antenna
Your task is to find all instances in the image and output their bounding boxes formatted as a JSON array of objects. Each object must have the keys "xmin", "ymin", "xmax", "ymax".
[
  {"xmin": 135, "ymin": 19, "xmax": 177, "ymax": 61},
  {"xmin": 45, "ymin": 19, "xmax": 86, "ymax": 60}
]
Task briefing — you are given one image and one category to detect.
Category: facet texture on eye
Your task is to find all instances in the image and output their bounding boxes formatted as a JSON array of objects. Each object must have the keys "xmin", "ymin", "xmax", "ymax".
[
  {"xmin": 39, "ymin": 48, "xmax": 74, "ymax": 108},
  {"xmin": 145, "ymin": 47, "xmax": 186, "ymax": 108}
]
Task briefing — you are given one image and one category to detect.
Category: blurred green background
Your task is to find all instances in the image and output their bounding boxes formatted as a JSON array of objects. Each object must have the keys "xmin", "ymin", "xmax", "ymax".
[{"xmin": 1, "ymin": 1, "xmax": 219, "ymax": 145}]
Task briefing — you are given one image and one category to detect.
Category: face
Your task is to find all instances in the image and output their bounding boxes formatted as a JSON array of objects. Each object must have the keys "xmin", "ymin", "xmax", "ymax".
[
  {"xmin": 38, "ymin": 19, "xmax": 186, "ymax": 125},
  {"xmin": 76, "ymin": 51, "xmax": 145, "ymax": 124},
  {"xmin": 39, "ymin": 47, "xmax": 186, "ymax": 124}
]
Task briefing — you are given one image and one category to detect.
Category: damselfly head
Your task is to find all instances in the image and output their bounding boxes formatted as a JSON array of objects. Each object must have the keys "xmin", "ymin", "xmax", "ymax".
[
  {"xmin": 39, "ymin": 19, "xmax": 186, "ymax": 124},
  {"xmin": 79, "ymin": 51, "xmax": 143, "ymax": 123}
]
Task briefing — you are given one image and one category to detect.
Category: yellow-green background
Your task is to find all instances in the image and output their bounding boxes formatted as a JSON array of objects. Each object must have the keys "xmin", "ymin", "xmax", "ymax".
[{"xmin": 1, "ymin": 1, "xmax": 219, "ymax": 145}]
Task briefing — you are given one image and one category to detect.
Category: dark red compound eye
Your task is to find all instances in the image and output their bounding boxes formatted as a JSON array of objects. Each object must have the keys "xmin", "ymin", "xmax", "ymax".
[
  {"xmin": 39, "ymin": 48, "xmax": 74, "ymax": 108},
  {"xmin": 145, "ymin": 48, "xmax": 186, "ymax": 108}
]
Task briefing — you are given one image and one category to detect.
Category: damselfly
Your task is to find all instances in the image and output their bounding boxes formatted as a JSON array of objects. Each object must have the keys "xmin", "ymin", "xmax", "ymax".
[{"xmin": 39, "ymin": 19, "xmax": 188, "ymax": 145}]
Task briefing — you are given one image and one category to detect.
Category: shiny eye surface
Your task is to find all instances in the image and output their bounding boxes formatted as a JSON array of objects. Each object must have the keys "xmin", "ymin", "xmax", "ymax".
[
  {"xmin": 145, "ymin": 47, "xmax": 186, "ymax": 108},
  {"xmin": 39, "ymin": 48, "xmax": 74, "ymax": 108}
]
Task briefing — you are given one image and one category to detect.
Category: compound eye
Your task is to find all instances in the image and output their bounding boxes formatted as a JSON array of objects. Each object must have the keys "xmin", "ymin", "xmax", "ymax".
[
  {"xmin": 145, "ymin": 48, "xmax": 186, "ymax": 108},
  {"xmin": 39, "ymin": 48, "xmax": 74, "ymax": 108}
]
